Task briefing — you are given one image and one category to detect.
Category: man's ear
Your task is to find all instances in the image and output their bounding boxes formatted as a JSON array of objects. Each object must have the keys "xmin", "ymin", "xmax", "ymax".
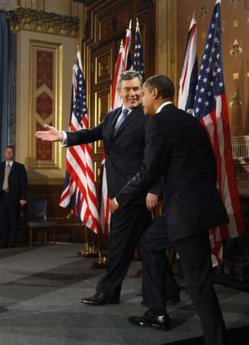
[{"xmin": 151, "ymin": 88, "xmax": 159, "ymax": 99}]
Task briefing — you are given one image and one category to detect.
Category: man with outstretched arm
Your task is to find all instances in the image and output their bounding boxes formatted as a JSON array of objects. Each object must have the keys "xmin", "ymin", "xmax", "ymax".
[{"xmin": 36, "ymin": 71, "xmax": 163, "ymax": 306}]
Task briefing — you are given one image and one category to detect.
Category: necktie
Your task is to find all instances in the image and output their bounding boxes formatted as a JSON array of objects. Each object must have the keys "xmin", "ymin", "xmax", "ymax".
[
  {"xmin": 3, "ymin": 163, "xmax": 11, "ymax": 191},
  {"xmin": 114, "ymin": 108, "xmax": 129, "ymax": 134}
]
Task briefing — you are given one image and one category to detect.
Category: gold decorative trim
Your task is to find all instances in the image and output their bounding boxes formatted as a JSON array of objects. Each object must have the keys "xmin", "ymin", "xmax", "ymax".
[
  {"xmin": 7, "ymin": 8, "xmax": 79, "ymax": 37},
  {"xmin": 156, "ymin": 0, "xmax": 177, "ymax": 89},
  {"xmin": 230, "ymin": 39, "xmax": 242, "ymax": 55},
  {"xmin": 229, "ymin": 91, "xmax": 242, "ymax": 108}
]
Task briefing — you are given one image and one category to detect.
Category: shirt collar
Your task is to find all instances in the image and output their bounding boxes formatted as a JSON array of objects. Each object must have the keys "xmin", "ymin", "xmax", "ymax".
[
  {"xmin": 156, "ymin": 101, "xmax": 173, "ymax": 114},
  {"xmin": 121, "ymin": 105, "xmax": 132, "ymax": 115},
  {"xmin": 6, "ymin": 161, "xmax": 14, "ymax": 167}
]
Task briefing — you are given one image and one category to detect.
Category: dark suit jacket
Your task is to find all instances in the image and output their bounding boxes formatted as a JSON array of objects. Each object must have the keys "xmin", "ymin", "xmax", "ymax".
[
  {"xmin": 116, "ymin": 104, "xmax": 229, "ymax": 241},
  {"xmin": 66, "ymin": 105, "xmax": 159, "ymax": 203},
  {"xmin": 0, "ymin": 161, "xmax": 28, "ymax": 204}
]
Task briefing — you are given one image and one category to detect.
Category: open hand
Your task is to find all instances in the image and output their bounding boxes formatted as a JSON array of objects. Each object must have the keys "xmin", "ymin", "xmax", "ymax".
[{"xmin": 35, "ymin": 124, "xmax": 63, "ymax": 142}]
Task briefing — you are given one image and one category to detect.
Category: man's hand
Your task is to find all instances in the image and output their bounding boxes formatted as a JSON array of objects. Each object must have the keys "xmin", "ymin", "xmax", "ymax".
[
  {"xmin": 146, "ymin": 193, "xmax": 159, "ymax": 211},
  {"xmin": 19, "ymin": 200, "xmax": 27, "ymax": 207},
  {"xmin": 35, "ymin": 124, "xmax": 63, "ymax": 142},
  {"xmin": 110, "ymin": 198, "xmax": 119, "ymax": 213}
]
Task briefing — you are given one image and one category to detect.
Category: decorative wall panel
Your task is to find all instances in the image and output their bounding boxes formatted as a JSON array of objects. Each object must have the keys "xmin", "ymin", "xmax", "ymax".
[{"xmin": 29, "ymin": 40, "xmax": 62, "ymax": 169}]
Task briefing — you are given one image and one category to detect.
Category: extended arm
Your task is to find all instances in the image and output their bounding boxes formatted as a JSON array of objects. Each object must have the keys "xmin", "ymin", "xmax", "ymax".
[{"xmin": 35, "ymin": 123, "xmax": 103, "ymax": 146}]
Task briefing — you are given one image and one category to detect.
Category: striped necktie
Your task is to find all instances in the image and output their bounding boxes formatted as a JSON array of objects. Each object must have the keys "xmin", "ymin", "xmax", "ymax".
[{"xmin": 114, "ymin": 108, "xmax": 129, "ymax": 134}]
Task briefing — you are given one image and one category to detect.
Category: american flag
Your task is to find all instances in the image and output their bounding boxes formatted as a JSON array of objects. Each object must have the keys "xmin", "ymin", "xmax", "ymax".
[
  {"xmin": 193, "ymin": 0, "xmax": 245, "ymax": 253},
  {"xmin": 134, "ymin": 18, "xmax": 144, "ymax": 81},
  {"xmin": 59, "ymin": 51, "xmax": 99, "ymax": 233},
  {"xmin": 178, "ymin": 16, "xmax": 198, "ymax": 113}
]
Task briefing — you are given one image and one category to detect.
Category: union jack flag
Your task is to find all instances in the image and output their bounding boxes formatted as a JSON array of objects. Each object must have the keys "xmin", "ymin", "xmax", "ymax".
[
  {"xmin": 193, "ymin": 0, "xmax": 245, "ymax": 255},
  {"xmin": 59, "ymin": 51, "xmax": 99, "ymax": 233},
  {"xmin": 178, "ymin": 16, "xmax": 197, "ymax": 113}
]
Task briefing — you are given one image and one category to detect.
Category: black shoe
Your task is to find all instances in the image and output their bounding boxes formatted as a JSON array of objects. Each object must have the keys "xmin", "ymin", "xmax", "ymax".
[
  {"xmin": 80, "ymin": 292, "xmax": 120, "ymax": 306},
  {"xmin": 0, "ymin": 243, "xmax": 8, "ymax": 249},
  {"xmin": 129, "ymin": 309, "xmax": 170, "ymax": 331}
]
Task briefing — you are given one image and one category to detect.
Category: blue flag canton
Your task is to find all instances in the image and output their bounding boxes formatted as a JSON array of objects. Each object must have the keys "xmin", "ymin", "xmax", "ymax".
[
  {"xmin": 134, "ymin": 28, "xmax": 144, "ymax": 80},
  {"xmin": 73, "ymin": 62, "xmax": 87, "ymax": 126},
  {"xmin": 194, "ymin": 3, "xmax": 225, "ymax": 119}
]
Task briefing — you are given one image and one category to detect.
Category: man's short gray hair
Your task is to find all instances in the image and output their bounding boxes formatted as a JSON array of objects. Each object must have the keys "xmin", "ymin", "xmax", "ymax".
[{"xmin": 117, "ymin": 70, "xmax": 143, "ymax": 90}]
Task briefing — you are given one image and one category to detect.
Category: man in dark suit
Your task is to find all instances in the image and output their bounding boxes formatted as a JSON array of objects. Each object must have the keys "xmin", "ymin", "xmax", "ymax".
[
  {"xmin": 0, "ymin": 146, "xmax": 28, "ymax": 248},
  {"xmin": 35, "ymin": 71, "xmax": 164, "ymax": 305},
  {"xmin": 111, "ymin": 75, "xmax": 229, "ymax": 345}
]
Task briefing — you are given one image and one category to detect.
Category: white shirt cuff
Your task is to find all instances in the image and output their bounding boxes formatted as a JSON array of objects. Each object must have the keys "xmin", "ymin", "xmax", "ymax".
[{"xmin": 61, "ymin": 131, "xmax": 68, "ymax": 147}]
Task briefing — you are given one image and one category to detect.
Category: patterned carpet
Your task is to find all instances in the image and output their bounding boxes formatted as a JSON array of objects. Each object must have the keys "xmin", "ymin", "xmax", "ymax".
[{"xmin": 0, "ymin": 244, "xmax": 248, "ymax": 345}]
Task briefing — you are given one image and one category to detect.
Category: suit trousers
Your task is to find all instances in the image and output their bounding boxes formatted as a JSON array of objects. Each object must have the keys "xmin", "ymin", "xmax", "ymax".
[
  {"xmin": 96, "ymin": 205, "xmax": 152, "ymax": 298},
  {"xmin": 0, "ymin": 193, "xmax": 20, "ymax": 245},
  {"xmin": 141, "ymin": 216, "xmax": 179, "ymax": 307},
  {"xmin": 141, "ymin": 221, "xmax": 229, "ymax": 345}
]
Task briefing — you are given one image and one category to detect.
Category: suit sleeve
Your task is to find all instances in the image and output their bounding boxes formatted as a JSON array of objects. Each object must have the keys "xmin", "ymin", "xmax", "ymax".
[
  {"xmin": 116, "ymin": 116, "xmax": 169, "ymax": 207},
  {"xmin": 148, "ymin": 179, "xmax": 163, "ymax": 197},
  {"xmin": 66, "ymin": 123, "xmax": 103, "ymax": 147},
  {"xmin": 20, "ymin": 165, "xmax": 28, "ymax": 200}
]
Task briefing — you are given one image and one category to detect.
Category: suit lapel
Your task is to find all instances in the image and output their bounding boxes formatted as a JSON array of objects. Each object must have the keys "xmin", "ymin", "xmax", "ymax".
[
  {"xmin": 112, "ymin": 106, "xmax": 140, "ymax": 139},
  {"xmin": 9, "ymin": 162, "xmax": 16, "ymax": 176}
]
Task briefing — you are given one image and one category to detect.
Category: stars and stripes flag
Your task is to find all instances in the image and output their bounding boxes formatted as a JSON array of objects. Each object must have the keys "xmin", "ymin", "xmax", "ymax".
[
  {"xmin": 134, "ymin": 18, "xmax": 144, "ymax": 81},
  {"xmin": 178, "ymin": 16, "xmax": 198, "ymax": 113},
  {"xmin": 59, "ymin": 50, "xmax": 99, "ymax": 233},
  {"xmin": 193, "ymin": 0, "xmax": 245, "ymax": 257}
]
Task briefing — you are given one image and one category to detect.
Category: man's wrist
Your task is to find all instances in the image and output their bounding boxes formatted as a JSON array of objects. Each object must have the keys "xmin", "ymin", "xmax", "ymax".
[
  {"xmin": 113, "ymin": 197, "xmax": 119, "ymax": 206},
  {"xmin": 61, "ymin": 131, "xmax": 68, "ymax": 146}
]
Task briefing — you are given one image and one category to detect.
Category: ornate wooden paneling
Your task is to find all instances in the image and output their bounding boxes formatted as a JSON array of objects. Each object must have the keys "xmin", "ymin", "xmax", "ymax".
[{"xmin": 176, "ymin": 0, "xmax": 249, "ymax": 137}]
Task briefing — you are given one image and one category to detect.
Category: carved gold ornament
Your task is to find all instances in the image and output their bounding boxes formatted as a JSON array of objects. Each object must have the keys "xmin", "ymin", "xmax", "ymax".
[
  {"xmin": 229, "ymin": 92, "xmax": 242, "ymax": 108},
  {"xmin": 7, "ymin": 7, "xmax": 79, "ymax": 37},
  {"xmin": 230, "ymin": 39, "xmax": 242, "ymax": 55}
]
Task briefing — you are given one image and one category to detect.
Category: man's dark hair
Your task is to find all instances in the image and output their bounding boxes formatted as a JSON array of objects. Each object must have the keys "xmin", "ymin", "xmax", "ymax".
[
  {"xmin": 117, "ymin": 70, "xmax": 143, "ymax": 89},
  {"xmin": 5, "ymin": 145, "xmax": 15, "ymax": 152},
  {"xmin": 144, "ymin": 74, "xmax": 175, "ymax": 100}
]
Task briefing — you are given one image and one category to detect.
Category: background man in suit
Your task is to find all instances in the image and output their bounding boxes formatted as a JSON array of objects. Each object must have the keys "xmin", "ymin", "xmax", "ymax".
[
  {"xmin": 111, "ymin": 75, "xmax": 229, "ymax": 345},
  {"xmin": 0, "ymin": 146, "xmax": 28, "ymax": 248},
  {"xmin": 36, "ymin": 71, "xmax": 162, "ymax": 306}
]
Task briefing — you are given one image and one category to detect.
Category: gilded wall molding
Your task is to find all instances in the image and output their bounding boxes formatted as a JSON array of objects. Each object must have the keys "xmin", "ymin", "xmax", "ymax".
[
  {"xmin": 7, "ymin": 7, "xmax": 79, "ymax": 37},
  {"xmin": 156, "ymin": 0, "xmax": 177, "ymax": 87}
]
